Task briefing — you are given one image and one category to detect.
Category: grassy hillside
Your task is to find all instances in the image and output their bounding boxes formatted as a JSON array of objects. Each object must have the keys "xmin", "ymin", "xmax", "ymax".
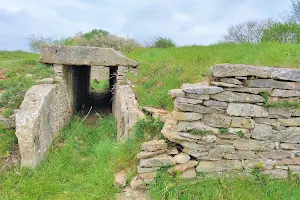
[{"xmin": 127, "ymin": 43, "xmax": 300, "ymax": 110}]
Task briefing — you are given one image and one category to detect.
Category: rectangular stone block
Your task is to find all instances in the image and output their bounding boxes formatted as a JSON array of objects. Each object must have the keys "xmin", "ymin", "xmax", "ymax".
[
  {"xmin": 175, "ymin": 102, "xmax": 225, "ymax": 114},
  {"xmin": 211, "ymin": 91, "xmax": 264, "ymax": 103},
  {"xmin": 243, "ymin": 79, "xmax": 300, "ymax": 90},
  {"xmin": 40, "ymin": 44, "xmax": 138, "ymax": 67},
  {"xmin": 173, "ymin": 111, "xmax": 203, "ymax": 121},
  {"xmin": 182, "ymin": 83, "xmax": 224, "ymax": 94},
  {"xmin": 233, "ymin": 139, "xmax": 275, "ymax": 151},
  {"xmin": 202, "ymin": 114, "xmax": 231, "ymax": 128},
  {"xmin": 177, "ymin": 121, "xmax": 219, "ymax": 134},
  {"xmin": 271, "ymin": 89, "xmax": 300, "ymax": 97},
  {"xmin": 225, "ymin": 87, "xmax": 273, "ymax": 95},
  {"xmin": 226, "ymin": 103, "xmax": 268, "ymax": 117},
  {"xmin": 196, "ymin": 160, "xmax": 243, "ymax": 172}
]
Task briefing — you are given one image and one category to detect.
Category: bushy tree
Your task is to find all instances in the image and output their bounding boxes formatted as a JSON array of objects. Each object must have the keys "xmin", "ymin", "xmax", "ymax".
[
  {"xmin": 261, "ymin": 22, "xmax": 300, "ymax": 43},
  {"xmin": 221, "ymin": 19, "xmax": 276, "ymax": 43},
  {"xmin": 282, "ymin": 0, "xmax": 300, "ymax": 23},
  {"xmin": 28, "ymin": 34, "xmax": 54, "ymax": 53},
  {"xmin": 154, "ymin": 37, "xmax": 176, "ymax": 48}
]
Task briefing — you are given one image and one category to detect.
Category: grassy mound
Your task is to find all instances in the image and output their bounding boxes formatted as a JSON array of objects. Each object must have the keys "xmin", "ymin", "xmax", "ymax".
[{"xmin": 127, "ymin": 43, "xmax": 300, "ymax": 110}]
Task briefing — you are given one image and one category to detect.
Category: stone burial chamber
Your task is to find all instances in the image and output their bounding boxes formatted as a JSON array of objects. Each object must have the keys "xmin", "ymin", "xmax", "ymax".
[
  {"xmin": 133, "ymin": 64, "xmax": 300, "ymax": 185},
  {"xmin": 16, "ymin": 45, "xmax": 144, "ymax": 168}
]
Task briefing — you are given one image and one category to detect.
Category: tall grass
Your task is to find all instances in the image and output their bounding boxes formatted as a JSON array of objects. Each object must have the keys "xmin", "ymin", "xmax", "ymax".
[
  {"xmin": 127, "ymin": 43, "xmax": 300, "ymax": 110},
  {"xmin": 0, "ymin": 115, "xmax": 141, "ymax": 200}
]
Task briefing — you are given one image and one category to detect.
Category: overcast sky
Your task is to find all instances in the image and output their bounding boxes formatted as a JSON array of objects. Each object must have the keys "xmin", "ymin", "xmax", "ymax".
[{"xmin": 0, "ymin": 0, "xmax": 291, "ymax": 51}]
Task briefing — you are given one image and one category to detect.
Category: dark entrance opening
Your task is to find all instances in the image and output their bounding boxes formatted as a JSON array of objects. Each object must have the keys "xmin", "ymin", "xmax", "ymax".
[{"xmin": 71, "ymin": 66, "xmax": 117, "ymax": 126}]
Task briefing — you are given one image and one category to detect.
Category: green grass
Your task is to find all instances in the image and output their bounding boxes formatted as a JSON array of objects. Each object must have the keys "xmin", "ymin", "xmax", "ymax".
[
  {"xmin": 0, "ymin": 51, "xmax": 54, "ymax": 110},
  {"xmin": 90, "ymin": 80, "xmax": 109, "ymax": 91},
  {"xmin": 0, "ymin": 125, "xmax": 17, "ymax": 157},
  {"xmin": 0, "ymin": 115, "xmax": 141, "ymax": 200},
  {"xmin": 127, "ymin": 43, "xmax": 300, "ymax": 110},
  {"xmin": 150, "ymin": 170, "xmax": 300, "ymax": 200}
]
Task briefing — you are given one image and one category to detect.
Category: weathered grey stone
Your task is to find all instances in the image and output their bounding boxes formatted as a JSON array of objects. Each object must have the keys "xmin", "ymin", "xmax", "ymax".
[
  {"xmin": 139, "ymin": 171, "xmax": 156, "ymax": 180},
  {"xmin": 175, "ymin": 97, "xmax": 203, "ymax": 105},
  {"xmin": 226, "ymin": 87, "xmax": 273, "ymax": 95},
  {"xmin": 173, "ymin": 111, "xmax": 202, "ymax": 121},
  {"xmin": 182, "ymin": 83, "xmax": 224, "ymax": 95},
  {"xmin": 141, "ymin": 140, "xmax": 167, "ymax": 152},
  {"xmin": 168, "ymin": 89, "xmax": 185, "ymax": 98},
  {"xmin": 253, "ymin": 118, "xmax": 280, "ymax": 128},
  {"xmin": 244, "ymin": 79, "xmax": 300, "ymax": 90},
  {"xmin": 164, "ymin": 131, "xmax": 197, "ymax": 144},
  {"xmin": 130, "ymin": 176, "xmax": 144, "ymax": 190},
  {"xmin": 258, "ymin": 151, "xmax": 291, "ymax": 159},
  {"xmin": 280, "ymin": 143, "xmax": 300, "ymax": 150},
  {"xmin": 224, "ymin": 151, "xmax": 257, "ymax": 160},
  {"xmin": 233, "ymin": 139, "xmax": 275, "ymax": 151},
  {"xmin": 226, "ymin": 103, "xmax": 268, "ymax": 117},
  {"xmin": 261, "ymin": 170, "xmax": 288, "ymax": 179},
  {"xmin": 231, "ymin": 117, "xmax": 255, "ymax": 129},
  {"xmin": 175, "ymin": 102, "xmax": 225, "ymax": 114},
  {"xmin": 276, "ymin": 157, "xmax": 300, "ymax": 165},
  {"xmin": 180, "ymin": 168, "xmax": 196, "ymax": 179},
  {"xmin": 137, "ymin": 166, "xmax": 160, "ymax": 174},
  {"xmin": 137, "ymin": 150, "xmax": 165, "ymax": 159},
  {"xmin": 178, "ymin": 132, "xmax": 203, "ymax": 140},
  {"xmin": 213, "ymin": 64, "xmax": 272, "ymax": 78},
  {"xmin": 213, "ymin": 64, "xmax": 300, "ymax": 82},
  {"xmin": 40, "ymin": 44, "xmax": 138, "ymax": 66},
  {"xmin": 114, "ymin": 170, "xmax": 127, "ymax": 187},
  {"xmin": 203, "ymin": 100, "xmax": 228, "ymax": 108},
  {"xmin": 288, "ymin": 165, "xmax": 300, "ymax": 172},
  {"xmin": 235, "ymin": 76, "xmax": 248, "ymax": 80},
  {"xmin": 271, "ymin": 89, "xmax": 300, "ymax": 97},
  {"xmin": 196, "ymin": 160, "xmax": 243, "ymax": 172},
  {"xmin": 275, "ymin": 165, "xmax": 289, "ymax": 170},
  {"xmin": 252, "ymin": 123, "xmax": 272, "ymax": 140},
  {"xmin": 202, "ymin": 114, "xmax": 232, "ymax": 128},
  {"xmin": 278, "ymin": 118, "xmax": 300, "ymax": 127},
  {"xmin": 140, "ymin": 154, "xmax": 175, "ymax": 168},
  {"xmin": 271, "ymin": 127, "xmax": 300, "ymax": 143},
  {"xmin": 211, "ymin": 91, "xmax": 264, "ymax": 103},
  {"xmin": 183, "ymin": 147, "xmax": 209, "ymax": 158},
  {"xmin": 174, "ymin": 153, "xmax": 191, "ymax": 164},
  {"xmin": 185, "ymin": 93, "xmax": 210, "ymax": 100},
  {"xmin": 291, "ymin": 109, "xmax": 300, "ymax": 117},
  {"xmin": 211, "ymin": 82, "xmax": 243, "ymax": 88},
  {"xmin": 173, "ymin": 161, "xmax": 198, "ymax": 172},
  {"xmin": 219, "ymin": 78, "xmax": 243, "ymax": 85},
  {"xmin": 181, "ymin": 141, "xmax": 209, "ymax": 151},
  {"xmin": 267, "ymin": 107, "xmax": 291, "ymax": 119},
  {"xmin": 166, "ymin": 147, "xmax": 179, "ymax": 155},
  {"xmin": 208, "ymin": 145, "xmax": 235, "ymax": 159},
  {"xmin": 242, "ymin": 159, "xmax": 262, "ymax": 170},
  {"xmin": 37, "ymin": 78, "xmax": 54, "ymax": 85},
  {"xmin": 201, "ymin": 135, "xmax": 217, "ymax": 143},
  {"xmin": 177, "ymin": 121, "xmax": 219, "ymax": 134}
]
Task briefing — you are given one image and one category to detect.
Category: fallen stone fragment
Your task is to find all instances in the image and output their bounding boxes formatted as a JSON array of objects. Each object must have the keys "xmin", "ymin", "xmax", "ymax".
[
  {"xmin": 182, "ymin": 83, "xmax": 224, "ymax": 95},
  {"xmin": 141, "ymin": 140, "xmax": 167, "ymax": 152},
  {"xmin": 180, "ymin": 168, "xmax": 196, "ymax": 179},
  {"xmin": 226, "ymin": 103, "xmax": 268, "ymax": 117},
  {"xmin": 173, "ymin": 153, "xmax": 191, "ymax": 164},
  {"xmin": 114, "ymin": 170, "xmax": 127, "ymax": 187}
]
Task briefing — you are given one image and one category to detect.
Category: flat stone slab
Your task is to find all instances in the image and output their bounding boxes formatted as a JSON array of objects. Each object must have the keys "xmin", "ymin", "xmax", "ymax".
[
  {"xmin": 40, "ymin": 45, "xmax": 138, "ymax": 67},
  {"xmin": 213, "ymin": 64, "xmax": 300, "ymax": 82},
  {"xmin": 182, "ymin": 83, "xmax": 223, "ymax": 94}
]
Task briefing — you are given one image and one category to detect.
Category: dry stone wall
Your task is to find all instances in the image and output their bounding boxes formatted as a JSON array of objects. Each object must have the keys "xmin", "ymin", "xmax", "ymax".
[
  {"xmin": 134, "ymin": 64, "xmax": 300, "ymax": 185},
  {"xmin": 16, "ymin": 65, "xmax": 73, "ymax": 167}
]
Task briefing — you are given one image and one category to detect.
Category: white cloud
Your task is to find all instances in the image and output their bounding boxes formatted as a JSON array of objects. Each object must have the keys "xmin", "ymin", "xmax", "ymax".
[{"xmin": 0, "ymin": 0, "xmax": 291, "ymax": 50}]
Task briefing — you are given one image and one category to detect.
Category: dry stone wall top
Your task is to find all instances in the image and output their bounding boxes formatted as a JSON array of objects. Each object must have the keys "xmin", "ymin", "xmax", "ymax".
[{"xmin": 135, "ymin": 64, "xmax": 300, "ymax": 184}]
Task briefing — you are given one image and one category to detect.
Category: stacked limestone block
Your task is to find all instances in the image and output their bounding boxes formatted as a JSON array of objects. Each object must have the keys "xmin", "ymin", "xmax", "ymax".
[
  {"xmin": 132, "ymin": 139, "xmax": 199, "ymax": 188},
  {"xmin": 164, "ymin": 64, "xmax": 300, "ymax": 178}
]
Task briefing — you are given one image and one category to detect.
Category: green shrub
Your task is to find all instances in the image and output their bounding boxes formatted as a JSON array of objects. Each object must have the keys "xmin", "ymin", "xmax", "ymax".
[
  {"xmin": 261, "ymin": 22, "xmax": 300, "ymax": 43},
  {"xmin": 153, "ymin": 37, "xmax": 176, "ymax": 48}
]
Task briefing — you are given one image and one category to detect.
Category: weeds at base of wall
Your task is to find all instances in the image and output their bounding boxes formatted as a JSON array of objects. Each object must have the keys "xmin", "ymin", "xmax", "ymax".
[
  {"xmin": 259, "ymin": 90, "xmax": 300, "ymax": 109},
  {"xmin": 135, "ymin": 115, "xmax": 164, "ymax": 141},
  {"xmin": 148, "ymin": 169, "xmax": 300, "ymax": 200}
]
